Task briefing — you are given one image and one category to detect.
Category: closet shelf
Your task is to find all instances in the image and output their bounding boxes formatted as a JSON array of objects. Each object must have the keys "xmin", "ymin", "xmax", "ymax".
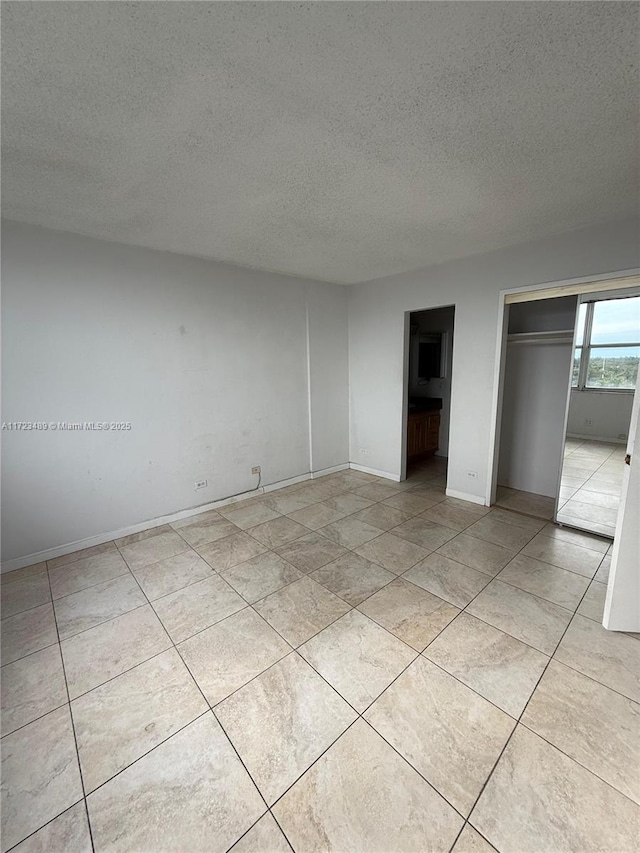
[{"xmin": 507, "ymin": 330, "xmax": 574, "ymax": 345}]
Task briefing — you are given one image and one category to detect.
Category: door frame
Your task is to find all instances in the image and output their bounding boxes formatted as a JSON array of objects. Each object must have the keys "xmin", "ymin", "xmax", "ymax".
[
  {"xmin": 487, "ymin": 269, "xmax": 640, "ymax": 506},
  {"xmin": 400, "ymin": 303, "xmax": 456, "ymax": 482},
  {"xmin": 400, "ymin": 311, "xmax": 411, "ymax": 482},
  {"xmin": 604, "ymin": 360, "xmax": 640, "ymax": 631}
]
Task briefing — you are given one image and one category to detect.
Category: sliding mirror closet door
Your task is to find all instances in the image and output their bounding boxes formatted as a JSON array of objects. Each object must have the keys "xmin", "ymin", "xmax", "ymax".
[{"xmin": 556, "ymin": 289, "xmax": 640, "ymax": 537}]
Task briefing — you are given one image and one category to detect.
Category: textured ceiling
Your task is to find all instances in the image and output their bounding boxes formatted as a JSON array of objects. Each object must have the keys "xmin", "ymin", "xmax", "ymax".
[{"xmin": 2, "ymin": 1, "xmax": 638, "ymax": 284}]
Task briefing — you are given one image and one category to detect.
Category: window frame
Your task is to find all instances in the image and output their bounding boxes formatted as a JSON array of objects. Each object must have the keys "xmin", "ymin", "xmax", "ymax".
[{"xmin": 572, "ymin": 296, "xmax": 640, "ymax": 393}]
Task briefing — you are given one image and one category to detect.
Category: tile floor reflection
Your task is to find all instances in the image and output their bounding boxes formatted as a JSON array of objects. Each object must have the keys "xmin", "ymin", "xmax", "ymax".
[{"xmin": 557, "ymin": 439, "xmax": 625, "ymax": 537}]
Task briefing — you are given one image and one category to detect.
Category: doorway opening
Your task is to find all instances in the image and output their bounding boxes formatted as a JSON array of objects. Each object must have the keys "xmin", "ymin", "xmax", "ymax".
[
  {"xmin": 403, "ymin": 306, "xmax": 455, "ymax": 483},
  {"xmin": 493, "ymin": 288, "xmax": 640, "ymax": 530},
  {"xmin": 489, "ymin": 273, "xmax": 640, "ymax": 632},
  {"xmin": 495, "ymin": 295, "xmax": 578, "ymax": 520}
]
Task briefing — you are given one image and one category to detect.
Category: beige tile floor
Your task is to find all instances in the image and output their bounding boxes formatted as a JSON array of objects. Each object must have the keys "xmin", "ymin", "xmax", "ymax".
[
  {"xmin": 495, "ymin": 486, "xmax": 556, "ymax": 521},
  {"xmin": 496, "ymin": 439, "xmax": 625, "ymax": 538},
  {"xmin": 557, "ymin": 439, "xmax": 626, "ymax": 537},
  {"xmin": 2, "ymin": 458, "xmax": 639, "ymax": 852}
]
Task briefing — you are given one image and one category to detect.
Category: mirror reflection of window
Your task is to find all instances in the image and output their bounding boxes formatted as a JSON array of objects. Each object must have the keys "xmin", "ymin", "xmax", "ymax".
[{"xmin": 572, "ymin": 296, "xmax": 640, "ymax": 391}]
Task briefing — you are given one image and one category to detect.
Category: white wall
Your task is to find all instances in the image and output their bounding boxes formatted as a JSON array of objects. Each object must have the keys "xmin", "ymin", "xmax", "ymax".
[
  {"xmin": 507, "ymin": 296, "xmax": 577, "ymax": 334},
  {"xmin": 1, "ymin": 221, "xmax": 348, "ymax": 564},
  {"xmin": 567, "ymin": 390, "xmax": 634, "ymax": 441},
  {"xmin": 408, "ymin": 307, "xmax": 455, "ymax": 456},
  {"xmin": 307, "ymin": 283, "xmax": 350, "ymax": 470},
  {"xmin": 348, "ymin": 218, "xmax": 640, "ymax": 501},
  {"xmin": 498, "ymin": 341, "xmax": 573, "ymax": 497},
  {"xmin": 498, "ymin": 297, "xmax": 577, "ymax": 497}
]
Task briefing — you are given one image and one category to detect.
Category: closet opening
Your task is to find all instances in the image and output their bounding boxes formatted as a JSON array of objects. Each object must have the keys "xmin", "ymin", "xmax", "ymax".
[{"xmin": 495, "ymin": 296, "xmax": 578, "ymax": 519}]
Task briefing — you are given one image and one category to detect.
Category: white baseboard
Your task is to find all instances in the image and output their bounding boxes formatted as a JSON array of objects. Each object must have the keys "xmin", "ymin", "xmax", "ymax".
[
  {"xmin": 446, "ymin": 488, "xmax": 487, "ymax": 506},
  {"xmin": 1, "ymin": 464, "xmax": 348, "ymax": 575},
  {"xmin": 311, "ymin": 463, "xmax": 349, "ymax": 479},
  {"xmin": 261, "ymin": 473, "xmax": 309, "ymax": 493},
  {"xmin": 566, "ymin": 433, "xmax": 626, "ymax": 444},
  {"xmin": 349, "ymin": 462, "xmax": 401, "ymax": 482}
]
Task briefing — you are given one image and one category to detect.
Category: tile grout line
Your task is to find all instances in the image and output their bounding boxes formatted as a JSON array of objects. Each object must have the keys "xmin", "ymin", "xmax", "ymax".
[
  {"xmin": 200, "ymin": 512, "xmax": 482, "ymax": 835},
  {"xmin": 515, "ymin": 715, "xmax": 640, "ymax": 807},
  {"xmin": 224, "ymin": 809, "xmax": 296, "ymax": 853},
  {"xmin": 399, "ymin": 512, "xmax": 640, "ymax": 826},
  {"xmin": 2, "ymin": 471, "xmax": 439, "ymax": 587},
  {"xmin": 1, "ymin": 636, "xmax": 60, "ymax": 669},
  {"xmin": 470, "ymin": 576, "xmax": 575, "ymax": 619},
  {"xmin": 249, "ymin": 566, "xmax": 503, "ymax": 826},
  {"xmin": 0, "ymin": 695, "xmax": 71, "ymax": 741},
  {"xmin": 99, "ymin": 541, "xmax": 280, "ymax": 845},
  {"xmin": 447, "ymin": 822, "xmax": 494, "ymax": 853},
  {"xmin": 3, "ymin": 480, "xmax": 620, "ymax": 678},
  {"xmin": 3, "ymin": 457, "xmax": 586, "ymax": 586},
  {"xmin": 2, "ymin": 800, "xmax": 87, "ymax": 853},
  {"xmin": 4, "ymin": 532, "xmax": 366, "ymax": 628},
  {"xmin": 6, "ymin": 586, "xmax": 455, "ymax": 852},
  {"xmin": 0, "ymin": 485, "xmax": 616, "ymax": 650},
  {"xmin": 82, "ymin": 709, "xmax": 212, "ymax": 798},
  {"xmin": 3, "ymin": 463, "xmax": 629, "ymax": 851},
  {"xmin": 54, "ymin": 598, "xmax": 152, "ymax": 644},
  {"xmin": 458, "ymin": 568, "xmax": 615, "ymax": 844},
  {"xmin": 47, "ymin": 567, "xmax": 140, "ymax": 607},
  {"xmin": 74, "ymin": 522, "xmax": 218, "ymax": 784},
  {"xmin": 4, "ymin": 532, "xmax": 520, "ymax": 738},
  {"xmin": 112, "ymin": 537, "xmax": 312, "ymax": 852},
  {"xmin": 0, "ymin": 645, "xmax": 183, "ymax": 736},
  {"xmin": 182, "ymin": 620, "xmax": 293, "ymax": 710},
  {"xmin": 15, "ymin": 580, "xmax": 635, "ymax": 756},
  {"xmin": 43, "ymin": 559, "xmax": 97, "ymax": 853},
  {"xmin": 557, "ymin": 445, "xmax": 622, "ymax": 537},
  {"xmin": 43, "ymin": 544, "xmax": 118, "ymax": 573},
  {"xmin": 225, "ymin": 555, "xmax": 474, "ymax": 823}
]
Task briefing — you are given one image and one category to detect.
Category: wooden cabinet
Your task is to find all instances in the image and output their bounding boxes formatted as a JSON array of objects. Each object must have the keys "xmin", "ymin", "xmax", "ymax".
[{"xmin": 407, "ymin": 410, "xmax": 440, "ymax": 458}]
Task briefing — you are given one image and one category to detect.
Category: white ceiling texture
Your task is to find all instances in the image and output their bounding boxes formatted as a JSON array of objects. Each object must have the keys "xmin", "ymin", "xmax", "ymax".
[{"xmin": 2, "ymin": 1, "xmax": 638, "ymax": 283}]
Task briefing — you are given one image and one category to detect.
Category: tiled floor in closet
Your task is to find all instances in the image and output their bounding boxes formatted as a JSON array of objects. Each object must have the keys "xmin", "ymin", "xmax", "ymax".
[{"xmin": 1, "ymin": 456, "xmax": 638, "ymax": 852}]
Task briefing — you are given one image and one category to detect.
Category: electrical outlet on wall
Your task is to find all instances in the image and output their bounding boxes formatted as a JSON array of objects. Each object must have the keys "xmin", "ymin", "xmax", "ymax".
[
  {"xmin": 359, "ymin": 448, "xmax": 371, "ymax": 456},
  {"xmin": 251, "ymin": 466, "xmax": 261, "ymax": 475},
  {"xmin": 467, "ymin": 471, "xmax": 478, "ymax": 479},
  {"xmin": 585, "ymin": 418, "xmax": 593, "ymax": 426},
  {"xmin": 194, "ymin": 479, "xmax": 208, "ymax": 490}
]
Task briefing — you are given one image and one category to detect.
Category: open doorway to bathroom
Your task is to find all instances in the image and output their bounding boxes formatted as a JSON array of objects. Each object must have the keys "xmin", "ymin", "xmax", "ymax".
[{"xmin": 403, "ymin": 306, "xmax": 455, "ymax": 485}]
